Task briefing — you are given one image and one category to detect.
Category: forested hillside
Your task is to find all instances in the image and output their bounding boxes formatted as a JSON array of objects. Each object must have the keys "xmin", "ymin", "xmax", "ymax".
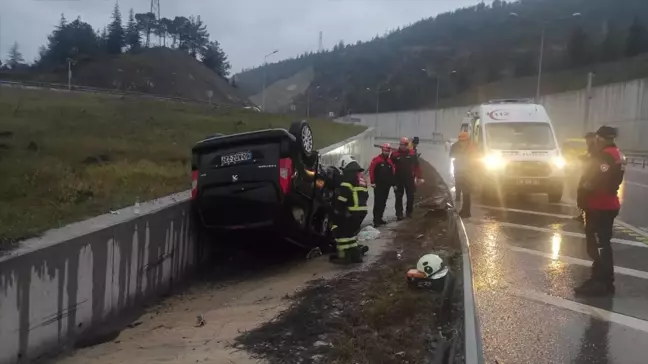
[{"xmin": 235, "ymin": 0, "xmax": 648, "ymax": 116}]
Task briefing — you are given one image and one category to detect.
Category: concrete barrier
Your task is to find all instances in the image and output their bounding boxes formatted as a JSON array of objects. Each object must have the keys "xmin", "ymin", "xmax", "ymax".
[
  {"xmin": 342, "ymin": 77, "xmax": 648, "ymax": 152},
  {"xmin": 0, "ymin": 128, "xmax": 375, "ymax": 364}
]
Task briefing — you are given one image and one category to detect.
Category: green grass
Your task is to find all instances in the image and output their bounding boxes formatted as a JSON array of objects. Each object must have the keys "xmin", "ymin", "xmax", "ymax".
[{"xmin": 0, "ymin": 87, "xmax": 365, "ymax": 247}]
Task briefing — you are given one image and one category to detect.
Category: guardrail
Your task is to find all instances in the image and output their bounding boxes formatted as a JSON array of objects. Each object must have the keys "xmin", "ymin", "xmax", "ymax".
[
  {"xmin": 626, "ymin": 152, "xmax": 648, "ymax": 168},
  {"xmin": 0, "ymin": 79, "xmax": 250, "ymax": 109}
]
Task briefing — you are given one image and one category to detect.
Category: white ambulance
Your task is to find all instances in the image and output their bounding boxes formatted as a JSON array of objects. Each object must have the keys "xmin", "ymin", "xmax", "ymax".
[{"xmin": 466, "ymin": 99, "xmax": 566, "ymax": 203}]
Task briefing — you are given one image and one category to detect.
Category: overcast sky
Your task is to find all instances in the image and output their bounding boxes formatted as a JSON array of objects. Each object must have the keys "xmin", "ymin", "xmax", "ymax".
[{"xmin": 1, "ymin": 0, "xmax": 484, "ymax": 72}]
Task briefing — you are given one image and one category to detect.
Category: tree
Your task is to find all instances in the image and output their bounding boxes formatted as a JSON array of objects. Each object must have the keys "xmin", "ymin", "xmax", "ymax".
[
  {"xmin": 158, "ymin": 18, "xmax": 174, "ymax": 47},
  {"xmin": 169, "ymin": 16, "xmax": 189, "ymax": 48},
  {"xmin": 6, "ymin": 42, "xmax": 25, "ymax": 69},
  {"xmin": 106, "ymin": 2, "xmax": 125, "ymax": 54},
  {"xmin": 626, "ymin": 17, "xmax": 648, "ymax": 57},
  {"xmin": 37, "ymin": 16, "xmax": 99, "ymax": 69},
  {"xmin": 125, "ymin": 8, "xmax": 141, "ymax": 51},
  {"xmin": 567, "ymin": 26, "xmax": 590, "ymax": 67},
  {"xmin": 201, "ymin": 40, "xmax": 231, "ymax": 76},
  {"xmin": 599, "ymin": 22, "xmax": 623, "ymax": 62},
  {"xmin": 179, "ymin": 16, "xmax": 210, "ymax": 58},
  {"xmin": 135, "ymin": 12, "xmax": 157, "ymax": 47}
]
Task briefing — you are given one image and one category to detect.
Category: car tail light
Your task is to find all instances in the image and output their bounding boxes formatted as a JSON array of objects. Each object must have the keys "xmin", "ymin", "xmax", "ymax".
[
  {"xmin": 279, "ymin": 158, "xmax": 293, "ymax": 195},
  {"xmin": 191, "ymin": 170, "xmax": 198, "ymax": 200}
]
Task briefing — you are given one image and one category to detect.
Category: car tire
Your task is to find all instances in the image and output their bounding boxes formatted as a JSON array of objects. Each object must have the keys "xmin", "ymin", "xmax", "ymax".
[{"xmin": 289, "ymin": 120, "xmax": 314, "ymax": 160}]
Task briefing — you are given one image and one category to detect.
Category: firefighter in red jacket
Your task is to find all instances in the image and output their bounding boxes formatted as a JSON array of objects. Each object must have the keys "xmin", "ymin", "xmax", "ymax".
[
  {"xmin": 574, "ymin": 126, "xmax": 625, "ymax": 296},
  {"xmin": 391, "ymin": 137, "xmax": 422, "ymax": 220},
  {"xmin": 369, "ymin": 143, "xmax": 396, "ymax": 227}
]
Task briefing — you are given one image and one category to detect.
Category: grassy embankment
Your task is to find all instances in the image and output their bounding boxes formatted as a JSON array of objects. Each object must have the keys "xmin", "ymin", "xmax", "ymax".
[{"xmin": 0, "ymin": 87, "xmax": 365, "ymax": 248}]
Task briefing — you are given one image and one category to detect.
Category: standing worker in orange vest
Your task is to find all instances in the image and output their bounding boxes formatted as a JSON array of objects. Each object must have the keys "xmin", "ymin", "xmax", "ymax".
[
  {"xmin": 574, "ymin": 126, "xmax": 625, "ymax": 296},
  {"xmin": 450, "ymin": 131, "xmax": 477, "ymax": 218},
  {"xmin": 391, "ymin": 137, "xmax": 422, "ymax": 220}
]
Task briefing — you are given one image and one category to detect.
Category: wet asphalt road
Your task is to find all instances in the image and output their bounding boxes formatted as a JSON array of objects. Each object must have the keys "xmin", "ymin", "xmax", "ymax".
[{"xmin": 414, "ymin": 143, "xmax": 648, "ymax": 364}]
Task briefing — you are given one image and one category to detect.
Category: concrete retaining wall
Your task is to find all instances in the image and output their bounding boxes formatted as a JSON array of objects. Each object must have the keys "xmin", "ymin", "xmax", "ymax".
[
  {"xmin": 342, "ymin": 77, "xmax": 648, "ymax": 151},
  {"xmin": 0, "ymin": 127, "xmax": 375, "ymax": 364}
]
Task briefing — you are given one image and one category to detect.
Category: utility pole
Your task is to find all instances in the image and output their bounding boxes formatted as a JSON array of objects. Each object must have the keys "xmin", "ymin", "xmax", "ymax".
[
  {"xmin": 261, "ymin": 50, "xmax": 279, "ymax": 112},
  {"xmin": 306, "ymin": 85, "xmax": 319, "ymax": 118},
  {"xmin": 67, "ymin": 58, "xmax": 75, "ymax": 91},
  {"xmin": 583, "ymin": 72, "xmax": 595, "ymax": 134}
]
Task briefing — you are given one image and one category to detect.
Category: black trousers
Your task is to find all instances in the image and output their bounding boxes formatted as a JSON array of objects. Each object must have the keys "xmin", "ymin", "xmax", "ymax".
[
  {"xmin": 331, "ymin": 212, "xmax": 367, "ymax": 255},
  {"xmin": 373, "ymin": 183, "xmax": 391, "ymax": 223},
  {"xmin": 455, "ymin": 175, "xmax": 472, "ymax": 213},
  {"xmin": 395, "ymin": 178, "xmax": 415, "ymax": 217},
  {"xmin": 584, "ymin": 209, "xmax": 618, "ymax": 284}
]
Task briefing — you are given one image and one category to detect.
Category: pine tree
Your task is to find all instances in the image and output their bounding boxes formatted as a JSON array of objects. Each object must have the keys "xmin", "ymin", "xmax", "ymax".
[
  {"xmin": 6, "ymin": 42, "xmax": 25, "ymax": 69},
  {"xmin": 567, "ymin": 26, "xmax": 590, "ymax": 67},
  {"xmin": 106, "ymin": 2, "xmax": 125, "ymax": 54},
  {"xmin": 625, "ymin": 17, "xmax": 648, "ymax": 57},
  {"xmin": 201, "ymin": 40, "xmax": 231, "ymax": 76},
  {"xmin": 125, "ymin": 8, "xmax": 141, "ymax": 51}
]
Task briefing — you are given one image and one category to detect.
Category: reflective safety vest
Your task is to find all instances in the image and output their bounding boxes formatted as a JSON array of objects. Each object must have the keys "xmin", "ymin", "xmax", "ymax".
[{"xmin": 336, "ymin": 179, "xmax": 369, "ymax": 213}]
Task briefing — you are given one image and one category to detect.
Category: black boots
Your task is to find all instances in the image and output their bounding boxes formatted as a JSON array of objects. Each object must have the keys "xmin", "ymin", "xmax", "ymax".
[{"xmin": 574, "ymin": 279, "xmax": 615, "ymax": 296}]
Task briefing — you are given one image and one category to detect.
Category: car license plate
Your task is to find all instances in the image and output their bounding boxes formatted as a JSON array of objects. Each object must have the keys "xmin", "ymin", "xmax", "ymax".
[
  {"xmin": 221, "ymin": 151, "xmax": 252, "ymax": 166},
  {"xmin": 518, "ymin": 179, "xmax": 540, "ymax": 186}
]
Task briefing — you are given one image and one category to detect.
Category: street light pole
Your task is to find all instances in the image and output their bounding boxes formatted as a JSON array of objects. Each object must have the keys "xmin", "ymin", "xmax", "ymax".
[
  {"xmin": 261, "ymin": 50, "xmax": 279, "ymax": 112},
  {"xmin": 510, "ymin": 12, "xmax": 581, "ymax": 103},
  {"xmin": 536, "ymin": 26, "xmax": 546, "ymax": 102},
  {"xmin": 307, "ymin": 85, "xmax": 319, "ymax": 118}
]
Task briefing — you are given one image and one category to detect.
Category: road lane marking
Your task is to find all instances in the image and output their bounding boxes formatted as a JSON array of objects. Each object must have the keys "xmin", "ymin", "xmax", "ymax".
[
  {"xmin": 478, "ymin": 205, "xmax": 648, "ymax": 240},
  {"xmin": 476, "ymin": 219, "xmax": 648, "ymax": 248},
  {"xmin": 506, "ymin": 245, "xmax": 648, "ymax": 280},
  {"xmin": 504, "ymin": 287, "xmax": 648, "ymax": 333},
  {"xmin": 477, "ymin": 205, "xmax": 573, "ymax": 219}
]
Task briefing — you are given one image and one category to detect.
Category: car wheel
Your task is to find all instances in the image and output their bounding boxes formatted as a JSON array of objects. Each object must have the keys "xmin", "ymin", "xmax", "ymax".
[{"xmin": 289, "ymin": 120, "xmax": 314, "ymax": 159}]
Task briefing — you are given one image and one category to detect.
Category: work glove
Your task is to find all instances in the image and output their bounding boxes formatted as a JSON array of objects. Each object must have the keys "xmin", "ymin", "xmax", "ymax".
[{"xmin": 371, "ymin": 183, "xmax": 376, "ymax": 189}]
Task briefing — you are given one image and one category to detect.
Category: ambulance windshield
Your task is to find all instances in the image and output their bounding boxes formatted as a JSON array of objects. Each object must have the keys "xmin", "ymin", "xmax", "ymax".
[{"xmin": 485, "ymin": 122, "xmax": 556, "ymax": 150}]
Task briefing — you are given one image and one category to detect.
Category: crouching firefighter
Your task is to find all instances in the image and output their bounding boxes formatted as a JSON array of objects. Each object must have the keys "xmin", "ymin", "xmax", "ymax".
[{"xmin": 330, "ymin": 155, "xmax": 370, "ymax": 265}]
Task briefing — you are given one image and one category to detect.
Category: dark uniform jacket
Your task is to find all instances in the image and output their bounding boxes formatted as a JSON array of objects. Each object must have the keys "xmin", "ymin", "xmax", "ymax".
[
  {"xmin": 391, "ymin": 149, "xmax": 422, "ymax": 182},
  {"xmin": 369, "ymin": 154, "xmax": 395, "ymax": 186},
  {"xmin": 334, "ymin": 166, "xmax": 369, "ymax": 216},
  {"xmin": 580, "ymin": 144, "xmax": 624, "ymax": 210},
  {"xmin": 449, "ymin": 141, "xmax": 476, "ymax": 176}
]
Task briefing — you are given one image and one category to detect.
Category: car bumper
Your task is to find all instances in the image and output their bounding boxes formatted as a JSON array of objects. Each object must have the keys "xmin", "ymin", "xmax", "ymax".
[{"xmin": 481, "ymin": 172, "xmax": 564, "ymax": 192}]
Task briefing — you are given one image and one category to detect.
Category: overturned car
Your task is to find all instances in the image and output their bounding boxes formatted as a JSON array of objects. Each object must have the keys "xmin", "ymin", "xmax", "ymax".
[{"xmin": 191, "ymin": 120, "xmax": 342, "ymax": 249}]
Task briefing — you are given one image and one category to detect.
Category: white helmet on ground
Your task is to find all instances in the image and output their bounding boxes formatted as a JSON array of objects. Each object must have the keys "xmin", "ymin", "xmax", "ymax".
[{"xmin": 416, "ymin": 253, "xmax": 449, "ymax": 280}]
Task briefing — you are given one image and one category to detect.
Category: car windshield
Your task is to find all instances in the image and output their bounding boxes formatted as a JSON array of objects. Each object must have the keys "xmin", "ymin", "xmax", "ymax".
[{"xmin": 485, "ymin": 122, "xmax": 556, "ymax": 150}]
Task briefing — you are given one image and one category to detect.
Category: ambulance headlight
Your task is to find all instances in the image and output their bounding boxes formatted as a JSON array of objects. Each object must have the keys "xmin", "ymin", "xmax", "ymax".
[
  {"xmin": 483, "ymin": 153, "xmax": 505, "ymax": 170},
  {"xmin": 552, "ymin": 156, "xmax": 566, "ymax": 169}
]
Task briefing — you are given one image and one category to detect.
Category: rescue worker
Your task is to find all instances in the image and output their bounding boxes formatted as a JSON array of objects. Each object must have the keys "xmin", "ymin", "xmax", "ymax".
[
  {"xmin": 369, "ymin": 143, "xmax": 396, "ymax": 227},
  {"xmin": 573, "ymin": 132, "xmax": 598, "ymax": 223},
  {"xmin": 449, "ymin": 131, "xmax": 476, "ymax": 218},
  {"xmin": 574, "ymin": 126, "xmax": 624, "ymax": 296},
  {"xmin": 409, "ymin": 137, "xmax": 420, "ymax": 155},
  {"xmin": 391, "ymin": 137, "xmax": 422, "ymax": 220},
  {"xmin": 330, "ymin": 155, "xmax": 370, "ymax": 264}
]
